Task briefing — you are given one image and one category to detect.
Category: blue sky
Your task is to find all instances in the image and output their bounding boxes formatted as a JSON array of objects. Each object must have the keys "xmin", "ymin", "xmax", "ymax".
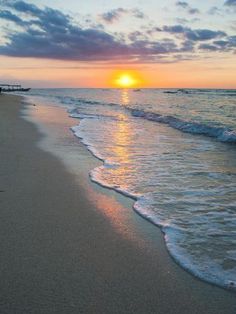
[
  {"xmin": 0, "ymin": 0, "xmax": 235, "ymax": 87},
  {"xmin": 0, "ymin": 0, "xmax": 235, "ymax": 63},
  {"xmin": 32, "ymin": 0, "xmax": 235, "ymax": 31}
]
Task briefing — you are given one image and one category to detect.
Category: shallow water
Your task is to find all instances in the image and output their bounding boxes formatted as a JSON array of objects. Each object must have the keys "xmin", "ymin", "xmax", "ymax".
[{"xmin": 21, "ymin": 88, "xmax": 236, "ymax": 290}]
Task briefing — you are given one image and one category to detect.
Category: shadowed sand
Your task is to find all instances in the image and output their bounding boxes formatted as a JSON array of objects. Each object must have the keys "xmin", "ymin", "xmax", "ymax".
[{"xmin": 0, "ymin": 93, "xmax": 235, "ymax": 314}]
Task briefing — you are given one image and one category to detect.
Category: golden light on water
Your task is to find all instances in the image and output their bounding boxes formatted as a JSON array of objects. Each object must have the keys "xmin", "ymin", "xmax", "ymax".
[{"xmin": 121, "ymin": 89, "xmax": 130, "ymax": 105}]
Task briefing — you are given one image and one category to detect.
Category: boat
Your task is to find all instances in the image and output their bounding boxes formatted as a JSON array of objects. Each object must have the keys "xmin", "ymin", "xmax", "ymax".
[
  {"xmin": 0, "ymin": 84, "xmax": 31, "ymax": 92},
  {"xmin": 164, "ymin": 90, "xmax": 178, "ymax": 94},
  {"xmin": 177, "ymin": 89, "xmax": 189, "ymax": 94},
  {"xmin": 20, "ymin": 88, "xmax": 31, "ymax": 92}
]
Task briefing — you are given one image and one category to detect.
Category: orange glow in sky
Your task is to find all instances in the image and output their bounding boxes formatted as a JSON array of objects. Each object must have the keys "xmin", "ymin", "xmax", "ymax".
[
  {"xmin": 1, "ymin": 56, "xmax": 236, "ymax": 89},
  {"xmin": 112, "ymin": 70, "xmax": 144, "ymax": 88},
  {"xmin": 115, "ymin": 73, "xmax": 137, "ymax": 88}
]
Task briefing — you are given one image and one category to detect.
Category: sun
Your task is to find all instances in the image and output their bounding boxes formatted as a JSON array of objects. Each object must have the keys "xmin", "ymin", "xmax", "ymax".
[
  {"xmin": 111, "ymin": 70, "xmax": 144, "ymax": 88},
  {"xmin": 115, "ymin": 73, "xmax": 137, "ymax": 88}
]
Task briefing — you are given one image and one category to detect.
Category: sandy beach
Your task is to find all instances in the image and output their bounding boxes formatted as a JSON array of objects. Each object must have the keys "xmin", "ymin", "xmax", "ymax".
[{"xmin": 0, "ymin": 93, "xmax": 235, "ymax": 314}]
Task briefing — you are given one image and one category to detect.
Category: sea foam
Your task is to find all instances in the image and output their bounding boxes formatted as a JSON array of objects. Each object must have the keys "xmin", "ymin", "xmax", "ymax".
[
  {"xmin": 70, "ymin": 103, "xmax": 236, "ymax": 292},
  {"xmin": 131, "ymin": 109, "xmax": 236, "ymax": 143},
  {"xmin": 21, "ymin": 88, "xmax": 236, "ymax": 291}
]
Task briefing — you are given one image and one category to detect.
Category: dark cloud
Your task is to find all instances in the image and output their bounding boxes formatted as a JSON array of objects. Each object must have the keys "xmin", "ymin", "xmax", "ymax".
[
  {"xmin": 0, "ymin": 1, "xmax": 234, "ymax": 63},
  {"xmin": 213, "ymin": 40, "xmax": 229, "ymax": 47},
  {"xmin": 100, "ymin": 8, "xmax": 145, "ymax": 24},
  {"xmin": 176, "ymin": 1, "xmax": 189, "ymax": 9},
  {"xmin": 163, "ymin": 24, "xmax": 187, "ymax": 33},
  {"xmin": 186, "ymin": 29, "xmax": 226, "ymax": 41},
  {"xmin": 188, "ymin": 8, "xmax": 200, "ymax": 15},
  {"xmin": 0, "ymin": 9, "xmax": 24, "ymax": 24},
  {"xmin": 181, "ymin": 40, "xmax": 195, "ymax": 51},
  {"xmin": 100, "ymin": 8, "xmax": 126, "ymax": 24},
  {"xmin": 199, "ymin": 36, "xmax": 236, "ymax": 51},
  {"xmin": 128, "ymin": 31, "xmax": 147, "ymax": 41},
  {"xmin": 224, "ymin": 0, "xmax": 236, "ymax": 6},
  {"xmin": 9, "ymin": 0, "xmax": 42, "ymax": 15},
  {"xmin": 228, "ymin": 35, "xmax": 236, "ymax": 47},
  {"xmin": 0, "ymin": 1, "xmax": 184, "ymax": 62},
  {"xmin": 145, "ymin": 26, "xmax": 162, "ymax": 35},
  {"xmin": 6, "ymin": 0, "xmax": 71, "ymax": 27},
  {"xmin": 198, "ymin": 43, "xmax": 219, "ymax": 51},
  {"xmin": 175, "ymin": 1, "xmax": 200, "ymax": 15},
  {"xmin": 0, "ymin": 2, "xmax": 130, "ymax": 61},
  {"xmin": 163, "ymin": 25, "xmax": 226, "ymax": 41}
]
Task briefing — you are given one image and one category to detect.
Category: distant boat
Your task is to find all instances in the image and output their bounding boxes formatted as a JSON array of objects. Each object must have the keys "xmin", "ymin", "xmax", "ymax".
[
  {"xmin": 177, "ymin": 89, "xmax": 189, "ymax": 94},
  {"xmin": 0, "ymin": 84, "xmax": 31, "ymax": 92},
  {"xmin": 164, "ymin": 89, "xmax": 190, "ymax": 94},
  {"xmin": 133, "ymin": 89, "xmax": 141, "ymax": 92},
  {"xmin": 20, "ymin": 88, "xmax": 31, "ymax": 92},
  {"xmin": 164, "ymin": 90, "xmax": 177, "ymax": 94}
]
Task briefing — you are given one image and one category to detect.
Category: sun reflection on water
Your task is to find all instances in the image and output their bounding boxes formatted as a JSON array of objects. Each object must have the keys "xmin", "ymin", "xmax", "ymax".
[{"xmin": 121, "ymin": 89, "xmax": 130, "ymax": 106}]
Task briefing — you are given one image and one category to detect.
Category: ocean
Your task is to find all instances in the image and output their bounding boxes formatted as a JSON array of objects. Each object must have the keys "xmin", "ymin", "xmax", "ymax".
[{"xmin": 21, "ymin": 88, "xmax": 236, "ymax": 291}]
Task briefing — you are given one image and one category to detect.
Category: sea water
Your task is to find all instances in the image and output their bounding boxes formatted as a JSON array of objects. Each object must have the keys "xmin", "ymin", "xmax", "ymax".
[{"xmin": 22, "ymin": 88, "xmax": 236, "ymax": 290}]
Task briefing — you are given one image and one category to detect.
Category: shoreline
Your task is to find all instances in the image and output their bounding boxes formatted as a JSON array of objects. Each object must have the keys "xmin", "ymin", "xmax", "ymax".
[
  {"xmin": 1, "ymin": 93, "xmax": 236, "ymax": 313},
  {"xmin": 70, "ymin": 97, "xmax": 236, "ymax": 291}
]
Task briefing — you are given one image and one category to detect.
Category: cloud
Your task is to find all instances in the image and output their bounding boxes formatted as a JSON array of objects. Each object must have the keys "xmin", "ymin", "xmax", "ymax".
[
  {"xmin": 207, "ymin": 6, "xmax": 222, "ymax": 15},
  {"xmin": 228, "ymin": 35, "xmax": 236, "ymax": 47},
  {"xmin": 0, "ymin": 2, "xmax": 129, "ymax": 60},
  {"xmin": 163, "ymin": 25, "xmax": 226, "ymax": 41},
  {"xmin": 131, "ymin": 8, "xmax": 145, "ymax": 19},
  {"xmin": 198, "ymin": 43, "xmax": 219, "ymax": 51},
  {"xmin": 0, "ymin": 1, "xmax": 234, "ymax": 63},
  {"xmin": 176, "ymin": 18, "xmax": 189, "ymax": 24},
  {"xmin": 100, "ymin": 8, "xmax": 126, "ymax": 24},
  {"xmin": 199, "ymin": 36, "xmax": 236, "ymax": 51},
  {"xmin": 176, "ymin": 17, "xmax": 200, "ymax": 24},
  {"xmin": 0, "ymin": 9, "xmax": 24, "ymax": 24},
  {"xmin": 128, "ymin": 31, "xmax": 147, "ymax": 41},
  {"xmin": 175, "ymin": 1, "xmax": 200, "ymax": 15},
  {"xmin": 224, "ymin": 0, "xmax": 236, "ymax": 6},
  {"xmin": 176, "ymin": 1, "xmax": 189, "ymax": 9},
  {"xmin": 100, "ymin": 8, "xmax": 145, "ymax": 24},
  {"xmin": 188, "ymin": 8, "xmax": 200, "ymax": 15},
  {"xmin": 186, "ymin": 29, "xmax": 226, "ymax": 41},
  {"xmin": 8, "ymin": 0, "xmax": 42, "ymax": 15},
  {"xmin": 163, "ymin": 25, "xmax": 187, "ymax": 33},
  {"xmin": 0, "ymin": 1, "xmax": 183, "ymax": 62}
]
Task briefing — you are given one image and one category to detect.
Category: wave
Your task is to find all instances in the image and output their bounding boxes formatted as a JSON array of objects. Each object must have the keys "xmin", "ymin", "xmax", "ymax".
[
  {"xmin": 69, "ymin": 108, "xmax": 123, "ymax": 122},
  {"xmin": 71, "ymin": 121, "xmax": 236, "ymax": 292},
  {"xmin": 67, "ymin": 99, "xmax": 236, "ymax": 144},
  {"xmin": 131, "ymin": 109, "xmax": 236, "ymax": 143},
  {"xmin": 28, "ymin": 89, "xmax": 236, "ymax": 144}
]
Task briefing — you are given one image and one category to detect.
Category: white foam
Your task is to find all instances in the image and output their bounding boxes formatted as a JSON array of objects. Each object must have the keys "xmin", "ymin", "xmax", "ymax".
[
  {"xmin": 70, "ymin": 109, "xmax": 236, "ymax": 292},
  {"xmin": 23, "ymin": 88, "xmax": 236, "ymax": 292},
  {"xmin": 131, "ymin": 109, "xmax": 236, "ymax": 143}
]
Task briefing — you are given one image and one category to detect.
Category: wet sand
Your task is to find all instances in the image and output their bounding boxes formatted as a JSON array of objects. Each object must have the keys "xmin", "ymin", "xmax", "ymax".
[{"xmin": 0, "ymin": 93, "xmax": 235, "ymax": 314}]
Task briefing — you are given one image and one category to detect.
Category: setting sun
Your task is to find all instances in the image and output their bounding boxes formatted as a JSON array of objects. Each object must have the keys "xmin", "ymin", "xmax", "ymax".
[
  {"xmin": 117, "ymin": 75, "xmax": 135, "ymax": 87},
  {"xmin": 115, "ymin": 73, "xmax": 137, "ymax": 88}
]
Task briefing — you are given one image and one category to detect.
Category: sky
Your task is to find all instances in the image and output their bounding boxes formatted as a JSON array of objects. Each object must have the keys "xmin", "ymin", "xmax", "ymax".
[{"xmin": 0, "ymin": 0, "xmax": 235, "ymax": 88}]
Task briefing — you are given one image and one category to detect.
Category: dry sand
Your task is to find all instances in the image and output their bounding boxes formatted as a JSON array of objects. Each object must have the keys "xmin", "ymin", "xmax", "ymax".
[{"xmin": 0, "ymin": 93, "xmax": 235, "ymax": 314}]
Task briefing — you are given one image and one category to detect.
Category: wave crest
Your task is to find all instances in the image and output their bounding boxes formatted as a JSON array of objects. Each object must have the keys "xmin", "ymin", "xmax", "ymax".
[{"xmin": 131, "ymin": 109, "xmax": 236, "ymax": 143}]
